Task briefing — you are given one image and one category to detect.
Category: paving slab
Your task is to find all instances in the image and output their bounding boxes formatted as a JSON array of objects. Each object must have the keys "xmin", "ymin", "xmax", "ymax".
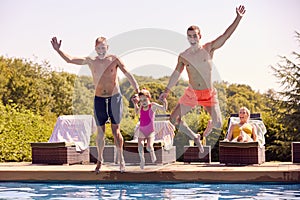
[{"xmin": 0, "ymin": 162, "xmax": 299, "ymax": 183}]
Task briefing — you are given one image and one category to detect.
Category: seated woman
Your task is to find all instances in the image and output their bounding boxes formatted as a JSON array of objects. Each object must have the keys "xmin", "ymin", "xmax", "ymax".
[{"xmin": 224, "ymin": 107, "xmax": 257, "ymax": 142}]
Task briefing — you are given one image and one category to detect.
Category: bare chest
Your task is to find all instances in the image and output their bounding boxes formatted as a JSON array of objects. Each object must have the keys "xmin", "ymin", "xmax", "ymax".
[
  {"xmin": 90, "ymin": 58, "xmax": 118, "ymax": 79},
  {"xmin": 185, "ymin": 50, "xmax": 212, "ymax": 74}
]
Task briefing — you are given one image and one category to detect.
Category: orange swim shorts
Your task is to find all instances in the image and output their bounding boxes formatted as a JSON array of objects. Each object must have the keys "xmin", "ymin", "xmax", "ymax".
[{"xmin": 178, "ymin": 87, "xmax": 218, "ymax": 107}]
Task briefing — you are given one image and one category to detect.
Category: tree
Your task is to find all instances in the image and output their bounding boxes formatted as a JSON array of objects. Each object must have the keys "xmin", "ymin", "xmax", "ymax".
[
  {"xmin": 72, "ymin": 75, "xmax": 94, "ymax": 115},
  {"xmin": 271, "ymin": 32, "xmax": 300, "ymax": 141},
  {"xmin": 1, "ymin": 57, "xmax": 54, "ymax": 115},
  {"xmin": 49, "ymin": 71, "xmax": 76, "ymax": 116}
]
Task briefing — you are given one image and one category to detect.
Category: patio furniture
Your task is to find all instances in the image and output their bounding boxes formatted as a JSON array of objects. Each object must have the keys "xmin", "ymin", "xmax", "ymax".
[
  {"xmin": 31, "ymin": 115, "xmax": 96, "ymax": 165},
  {"xmin": 123, "ymin": 140, "xmax": 176, "ymax": 164},
  {"xmin": 31, "ymin": 142, "xmax": 89, "ymax": 165},
  {"xmin": 89, "ymin": 145, "xmax": 117, "ymax": 164},
  {"xmin": 183, "ymin": 145, "xmax": 211, "ymax": 164},
  {"xmin": 219, "ymin": 113, "xmax": 266, "ymax": 165},
  {"xmin": 292, "ymin": 142, "xmax": 300, "ymax": 163},
  {"xmin": 219, "ymin": 141, "xmax": 265, "ymax": 165}
]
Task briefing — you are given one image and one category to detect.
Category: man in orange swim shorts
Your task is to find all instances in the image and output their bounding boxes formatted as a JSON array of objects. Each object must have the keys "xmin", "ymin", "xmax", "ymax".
[{"xmin": 160, "ymin": 5, "xmax": 246, "ymax": 155}]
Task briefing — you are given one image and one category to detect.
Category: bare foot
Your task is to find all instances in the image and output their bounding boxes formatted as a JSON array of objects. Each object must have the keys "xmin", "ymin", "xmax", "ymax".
[
  {"xmin": 150, "ymin": 151, "xmax": 157, "ymax": 163},
  {"xmin": 95, "ymin": 161, "xmax": 101, "ymax": 174},
  {"xmin": 203, "ymin": 120, "xmax": 213, "ymax": 137},
  {"xmin": 194, "ymin": 134, "xmax": 204, "ymax": 155},
  {"xmin": 120, "ymin": 161, "xmax": 125, "ymax": 173}
]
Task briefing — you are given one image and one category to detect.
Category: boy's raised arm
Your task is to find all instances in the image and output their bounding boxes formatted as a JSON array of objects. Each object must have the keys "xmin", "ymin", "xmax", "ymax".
[{"xmin": 51, "ymin": 37, "xmax": 87, "ymax": 65}]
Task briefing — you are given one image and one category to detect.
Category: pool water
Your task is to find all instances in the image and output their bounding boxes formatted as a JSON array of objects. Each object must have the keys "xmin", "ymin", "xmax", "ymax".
[{"xmin": 0, "ymin": 182, "xmax": 299, "ymax": 199}]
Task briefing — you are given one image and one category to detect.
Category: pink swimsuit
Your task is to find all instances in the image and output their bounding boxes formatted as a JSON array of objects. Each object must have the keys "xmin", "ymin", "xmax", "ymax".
[{"xmin": 139, "ymin": 104, "xmax": 155, "ymax": 137}]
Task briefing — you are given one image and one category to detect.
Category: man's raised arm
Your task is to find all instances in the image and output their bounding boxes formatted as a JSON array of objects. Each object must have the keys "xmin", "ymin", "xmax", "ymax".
[
  {"xmin": 51, "ymin": 37, "xmax": 87, "ymax": 65},
  {"xmin": 210, "ymin": 5, "xmax": 246, "ymax": 52}
]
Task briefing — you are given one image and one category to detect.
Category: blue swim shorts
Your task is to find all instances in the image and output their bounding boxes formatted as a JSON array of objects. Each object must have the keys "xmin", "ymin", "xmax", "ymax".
[{"xmin": 94, "ymin": 93, "xmax": 123, "ymax": 126}]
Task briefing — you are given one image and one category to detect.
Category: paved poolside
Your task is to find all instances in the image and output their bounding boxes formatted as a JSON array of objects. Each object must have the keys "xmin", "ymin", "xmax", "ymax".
[{"xmin": 0, "ymin": 162, "xmax": 299, "ymax": 183}]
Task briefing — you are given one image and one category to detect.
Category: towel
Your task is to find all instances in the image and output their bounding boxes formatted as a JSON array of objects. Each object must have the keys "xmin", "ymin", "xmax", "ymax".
[{"xmin": 49, "ymin": 115, "xmax": 97, "ymax": 151}]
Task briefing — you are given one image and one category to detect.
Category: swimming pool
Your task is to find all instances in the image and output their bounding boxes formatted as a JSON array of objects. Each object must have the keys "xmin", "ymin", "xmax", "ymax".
[{"xmin": 0, "ymin": 182, "xmax": 299, "ymax": 199}]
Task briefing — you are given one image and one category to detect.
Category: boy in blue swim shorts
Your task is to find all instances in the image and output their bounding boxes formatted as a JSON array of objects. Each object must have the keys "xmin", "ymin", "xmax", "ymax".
[{"xmin": 51, "ymin": 36, "xmax": 139, "ymax": 173}]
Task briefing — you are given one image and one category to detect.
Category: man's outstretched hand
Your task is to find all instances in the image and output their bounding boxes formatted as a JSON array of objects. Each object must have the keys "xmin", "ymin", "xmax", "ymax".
[{"xmin": 236, "ymin": 5, "xmax": 246, "ymax": 17}]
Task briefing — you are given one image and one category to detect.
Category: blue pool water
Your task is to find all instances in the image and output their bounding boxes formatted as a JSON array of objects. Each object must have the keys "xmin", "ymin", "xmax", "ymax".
[{"xmin": 0, "ymin": 182, "xmax": 299, "ymax": 199}]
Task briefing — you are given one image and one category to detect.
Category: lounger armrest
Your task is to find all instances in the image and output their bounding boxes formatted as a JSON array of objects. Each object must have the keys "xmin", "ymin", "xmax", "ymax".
[
  {"xmin": 219, "ymin": 141, "xmax": 261, "ymax": 148},
  {"xmin": 30, "ymin": 142, "xmax": 75, "ymax": 148},
  {"xmin": 155, "ymin": 114, "xmax": 170, "ymax": 121},
  {"xmin": 124, "ymin": 140, "xmax": 163, "ymax": 147}
]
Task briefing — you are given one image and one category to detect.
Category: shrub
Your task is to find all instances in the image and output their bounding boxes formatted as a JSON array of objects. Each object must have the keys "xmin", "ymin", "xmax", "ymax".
[{"xmin": 0, "ymin": 102, "xmax": 56, "ymax": 162}]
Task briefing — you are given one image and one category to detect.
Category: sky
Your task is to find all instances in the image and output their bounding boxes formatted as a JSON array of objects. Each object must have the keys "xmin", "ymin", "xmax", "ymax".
[{"xmin": 1, "ymin": 0, "xmax": 299, "ymax": 93}]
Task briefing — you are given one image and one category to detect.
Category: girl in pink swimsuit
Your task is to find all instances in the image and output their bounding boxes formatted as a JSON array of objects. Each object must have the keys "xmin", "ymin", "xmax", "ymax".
[{"xmin": 132, "ymin": 89, "xmax": 168, "ymax": 169}]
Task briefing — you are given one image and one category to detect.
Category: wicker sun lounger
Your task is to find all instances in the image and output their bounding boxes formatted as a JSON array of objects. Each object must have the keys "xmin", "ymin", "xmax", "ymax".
[
  {"xmin": 219, "ymin": 141, "xmax": 265, "ymax": 165},
  {"xmin": 292, "ymin": 142, "xmax": 300, "ymax": 163},
  {"xmin": 31, "ymin": 142, "xmax": 89, "ymax": 165},
  {"xmin": 219, "ymin": 113, "xmax": 266, "ymax": 165},
  {"xmin": 123, "ymin": 140, "xmax": 176, "ymax": 164}
]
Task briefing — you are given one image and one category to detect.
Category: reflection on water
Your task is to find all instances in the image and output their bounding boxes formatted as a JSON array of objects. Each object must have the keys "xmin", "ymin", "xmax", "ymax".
[{"xmin": 0, "ymin": 182, "xmax": 299, "ymax": 199}]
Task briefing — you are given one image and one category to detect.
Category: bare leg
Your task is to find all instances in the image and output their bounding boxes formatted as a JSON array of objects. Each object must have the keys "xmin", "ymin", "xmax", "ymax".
[
  {"xmin": 146, "ymin": 136, "xmax": 156, "ymax": 163},
  {"xmin": 170, "ymin": 104, "xmax": 196, "ymax": 138},
  {"xmin": 203, "ymin": 120, "xmax": 213, "ymax": 137},
  {"xmin": 170, "ymin": 103, "xmax": 204, "ymax": 153},
  {"xmin": 111, "ymin": 124, "xmax": 125, "ymax": 173},
  {"xmin": 95, "ymin": 125, "xmax": 105, "ymax": 174},
  {"xmin": 138, "ymin": 138, "xmax": 145, "ymax": 169},
  {"xmin": 203, "ymin": 104, "xmax": 222, "ymax": 137}
]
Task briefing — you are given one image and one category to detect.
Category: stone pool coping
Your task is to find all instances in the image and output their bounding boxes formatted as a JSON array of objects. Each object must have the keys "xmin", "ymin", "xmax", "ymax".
[{"xmin": 0, "ymin": 162, "xmax": 299, "ymax": 183}]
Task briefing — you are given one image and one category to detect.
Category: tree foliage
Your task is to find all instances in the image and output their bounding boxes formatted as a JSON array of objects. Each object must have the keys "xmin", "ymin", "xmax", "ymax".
[
  {"xmin": 72, "ymin": 75, "xmax": 94, "ymax": 115},
  {"xmin": 49, "ymin": 71, "xmax": 76, "ymax": 115},
  {"xmin": 271, "ymin": 32, "xmax": 300, "ymax": 141},
  {"xmin": 0, "ymin": 102, "xmax": 56, "ymax": 162},
  {"xmin": 264, "ymin": 32, "xmax": 300, "ymax": 161},
  {"xmin": 0, "ymin": 57, "xmax": 53, "ymax": 114}
]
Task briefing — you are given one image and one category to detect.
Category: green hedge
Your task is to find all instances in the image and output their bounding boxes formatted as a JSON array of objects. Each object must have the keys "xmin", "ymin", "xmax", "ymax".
[{"xmin": 0, "ymin": 102, "xmax": 56, "ymax": 162}]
